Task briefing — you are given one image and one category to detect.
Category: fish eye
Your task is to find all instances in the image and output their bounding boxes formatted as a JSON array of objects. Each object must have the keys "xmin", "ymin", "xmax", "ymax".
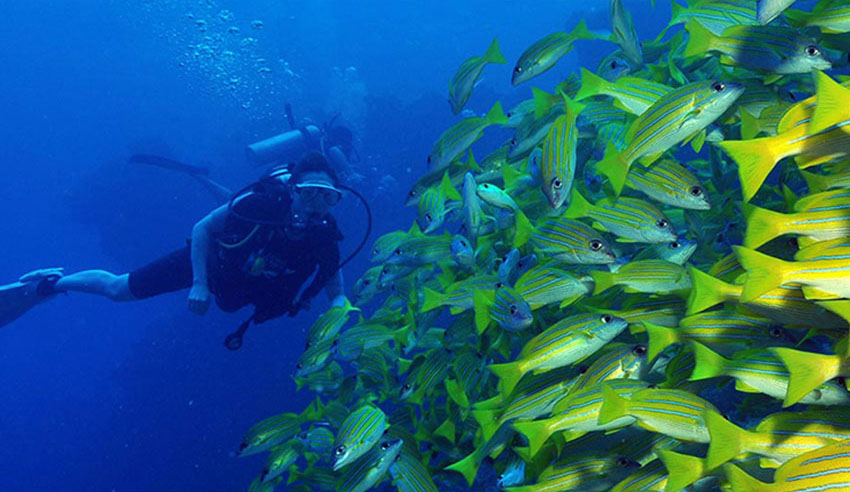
[
  {"xmin": 712, "ymin": 82, "xmax": 726, "ymax": 92},
  {"xmin": 381, "ymin": 267, "xmax": 389, "ymax": 275},
  {"xmin": 610, "ymin": 60, "xmax": 617, "ymax": 69},
  {"xmin": 381, "ymin": 441, "xmax": 391, "ymax": 450},
  {"xmin": 633, "ymin": 345, "xmax": 647, "ymax": 355},
  {"xmin": 403, "ymin": 383, "xmax": 412, "ymax": 391},
  {"xmin": 514, "ymin": 66, "xmax": 522, "ymax": 73},
  {"xmin": 690, "ymin": 186, "xmax": 703, "ymax": 196},
  {"xmin": 335, "ymin": 445, "xmax": 346, "ymax": 456},
  {"xmin": 362, "ymin": 279, "xmax": 370, "ymax": 286},
  {"xmin": 296, "ymin": 363, "xmax": 303, "ymax": 369},
  {"xmin": 509, "ymin": 305, "xmax": 518, "ymax": 315},
  {"xmin": 616, "ymin": 457, "xmax": 631, "ymax": 467},
  {"xmin": 589, "ymin": 239, "xmax": 603, "ymax": 251},
  {"xmin": 648, "ymin": 383, "xmax": 658, "ymax": 389},
  {"xmin": 510, "ymin": 138, "xmax": 517, "ymax": 146},
  {"xmin": 577, "ymin": 364, "xmax": 589, "ymax": 374},
  {"xmin": 498, "ymin": 474, "xmax": 504, "ymax": 480},
  {"xmin": 495, "ymin": 281, "xmax": 503, "ymax": 288},
  {"xmin": 769, "ymin": 327, "xmax": 784, "ymax": 338},
  {"xmin": 305, "ymin": 341, "xmax": 312, "ymax": 349},
  {"xmin": 552, "ymin": 178, "xmax": 563, "ymax": 189},
  {"xmin": 670, "ymin": 241, "xmax": 680, "ymax": 249},
  {"xmin": 656, "ymin": 219, "xmax": 669, "ymax": 228},
  {"xmin": 425, "ymin": 213, "xmax": 433, "ymax": 222},
  {"xmin": 408, "ymin": 190, "xmax": 417, "ymax": 198},
  {"xmin": 393, "ymin": 248, "xmax": 402, "ymax": 255},
  {"xmin": 806, "ymin": 45, "xmax": 820, "ymax": 56},
  {"xmin": 601, "ymin": 314, "xmax": 613, "ymax": 323},
  {"xmin": 426, "ymin": 156, "xmax": 431, "ymax": 164}
]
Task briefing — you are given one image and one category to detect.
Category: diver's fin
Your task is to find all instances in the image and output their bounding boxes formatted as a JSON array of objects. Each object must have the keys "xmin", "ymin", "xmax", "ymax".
[
  {"xmin": 0, "ymin": 270, "xmax": 63, "ymax": 328},
  {"xmin": 129, "ymin": 154, "xmax": 210, "ymax": 177}
]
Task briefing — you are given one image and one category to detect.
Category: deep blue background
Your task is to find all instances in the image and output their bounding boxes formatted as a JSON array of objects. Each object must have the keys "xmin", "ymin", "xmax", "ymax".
[{"xmin": 0, "ymin": 1, "xmax": 669, "ymax": 490}]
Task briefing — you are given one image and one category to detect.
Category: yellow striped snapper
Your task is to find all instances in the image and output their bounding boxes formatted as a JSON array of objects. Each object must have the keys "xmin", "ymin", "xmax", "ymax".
[
  {"xmin": 505, "ymin": 454, "xmax": 640, "ymax": 492},
  {"xmin": 705, "ymin": 407, "xmax": 850, "ymax": 469},
  {"xmin": 539, "ymin": 94, "xmax": 584, "ymax": 209},
  {"xmin": 597, "ymin": 386, "xmax": 720, "ymax": 443},
  {"xmin": 514, "ymin": 262, "xmax": 593, "ymax": 310},
  {"xmin": 690, "ymin": 342, "xmax": 850, "ymax": 406},
  {"xmin": 427, "ymin": 101, "xmax": 508, "ymax": 173},
  {"xmin": 565, "ymin": 189, "xmax": 678, "ymax": 243},
  {"xmin": 512, "ymin": 379, "xmax": 650, "ymax": 458},
  {"xmin": 685, "ymin": 22, "xmax": 832, "ymax": 74},
  {"xmin": 449, "ymin": 38, "xmax": 506, "ymax": 115},
  {"xmin": 626, "ymin": 159, "xmax": 711, "ymax": 210},
  {"xmin": 576, "ymin": 68, "xmax": 671, "ymax": 116},
  {"xmin": 336, "ymin": 437, "xmax": 402, "ymax": 492},
  {"xmin": 332, "ymin": 404, "xmax": 388, "ymax": 470},
  {"xmin": 489, "ymin": 312, "xmax": 629, "ymax": 396},
  {"xmin": 596, "ymin": 79, "xmax": 743, "ymax": 194},
  {"xmin": 590, "ymin": 259, "xmax": 691, "ymax": 295},
  {"xmin": 511, "ymin": 20, "xmax": 594, "ymax": 85},
  {"xmin": 530, "ymin": 216, "xmax": 617, "ymax": 264},
  {"xmin": 723, "ymin": 439, "xmax": 850, "ymax": 492}
]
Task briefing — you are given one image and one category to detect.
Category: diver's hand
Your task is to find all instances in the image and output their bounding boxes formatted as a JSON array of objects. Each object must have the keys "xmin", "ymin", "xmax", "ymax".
[{"xmin": 188, "ymin": 283, "xmax": 211, "ymax": 315}]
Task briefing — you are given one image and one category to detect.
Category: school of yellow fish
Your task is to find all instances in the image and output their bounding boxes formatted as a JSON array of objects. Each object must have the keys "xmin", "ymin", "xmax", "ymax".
[{"xmin": 240, "ymin": 1, "xmax": 850, "ymax": 491}]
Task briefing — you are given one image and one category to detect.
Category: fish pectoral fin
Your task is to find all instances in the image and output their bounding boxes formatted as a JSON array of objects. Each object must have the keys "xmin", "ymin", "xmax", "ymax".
[
  {"xmin": 801, "ymin": 286, "xmax": 841, "ymax": 301},
  {"xmin": 733, "ymin": 379, "xmax": 762, "ymax": 393}
]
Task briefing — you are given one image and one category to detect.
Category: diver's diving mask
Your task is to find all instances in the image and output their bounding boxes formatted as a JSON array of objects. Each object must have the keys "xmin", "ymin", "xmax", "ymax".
[{"xmin": 294, "ymin": 181, "xmax": 342, "ymax": 207}]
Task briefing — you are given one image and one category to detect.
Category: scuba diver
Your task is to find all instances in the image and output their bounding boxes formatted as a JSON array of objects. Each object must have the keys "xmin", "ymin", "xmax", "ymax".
[{"xmin": 0, "ymin": 149, "xmax": 371, "ymax": 350}]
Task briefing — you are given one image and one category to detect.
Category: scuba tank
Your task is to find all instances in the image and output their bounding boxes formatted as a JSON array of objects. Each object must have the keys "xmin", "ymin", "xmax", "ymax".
[{"xmin": 245, "ymin": 124, "xmax": 322, "ymax": 166}]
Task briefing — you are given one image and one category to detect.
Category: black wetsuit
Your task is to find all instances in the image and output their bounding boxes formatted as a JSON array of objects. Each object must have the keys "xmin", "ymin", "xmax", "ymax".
[{"xmin": 127, "ymin": 188, "xmax": 341, "ymax": 323}]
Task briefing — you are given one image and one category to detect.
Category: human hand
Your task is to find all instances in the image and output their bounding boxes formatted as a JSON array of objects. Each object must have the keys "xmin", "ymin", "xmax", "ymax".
[{"xmin": 188, "ymin": 283, "xmax": 211, "ymax": 315}]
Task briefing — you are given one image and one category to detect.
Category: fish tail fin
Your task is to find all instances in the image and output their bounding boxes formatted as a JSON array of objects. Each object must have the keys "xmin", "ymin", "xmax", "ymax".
[
  {"xmin": 689, "ymin": 341, "xmax": 729, "ymax": 381},
  {"xmin": 440, "ymin": 170, "xmax": 463, "ymax": 201},
  {"xmin": 739, "ymin": 106, "xmax": 762, "ymax": 140},
  {"xmin": 706, "ymin": 411, "xmax": 748, "ymax": 469},
  {"xmin": 484, "ymin": 101, "xmax": 509, "ymax": 126},
  {"xmin": 473, "ymin": 288, "xmax": 493, "ymax": 335},
  {"xmin": 513, "ymin": 209, "xmax": 533, "ymax": 249},
  {"xmin": 575, "ymin": 68, "xmax": 609, "ymax": 102},
  {"xmin": 683, "ymin": 20, "xmax": 715, "ymax": 58},
  {"xmin": 446, "ymin": 378, "xmax": 470, "ymax": 409},
  {"xmin": 800, "ymin": 170, "xmax": 830, "ymax": 194},
  {"xmin": 589, "ymin": 269, "xmax": 616, "ymax": 296},
  {"xmin": 811, "ymin": 70, "xmax": 849, "ymax": 134},
  {"xmin": 434, "ymin": 417, "xmax": 456, "ymax": 444},
  {"xmin": 488, "ymin": 360, "xmax": 524, "ymax": 396},
  {"xmin": 444, "ymin": 452, "xmax": 480, "ymax": 487},
  {"xmin": 723, "ymin": 463, "xmax": 771, "ymax": 492},
  {"xmin": 718, "ymin": 137, "xmax": 779, "ymax": 202},
  {"xmin": 570, "ymin": 18, "xmax": 595, "ymax": 41},
  {"xmin": 502, "ymin": 162, "xmax": 522, "ymax": 191},
  {"xmin": 483, "ymin": 37, "xmax": 507, "ymax": 64},
  {"xmin": 470, "ymin": 408, "xmax": 499, "ymax": 442},
  {"xmin": 560, "ymin": 91, "xmax": 586, "ymax": 120},
  {"xmin": 595, "ymin": 143, "xmax": 629, "ymax": 195},
  {"xmin": 643, "ymin": 321, "xmax": 680, "ymax": 362},
  {"xmin": 733, "ymin": 246, "xmax": 788, "ymax": 302},
  {"xmin": 687, "ymin": 266, "xmax": 738, "ymax": 315},
  {"xmin": 563, "ymin": 187, "xmax": 593, "ymax": 219},
  {"xmin": 742, "ymin": 202, "xmax": 787, "ymax": 249},
  {"xmin": 597, "ymin": 383, "xmax": 630, "ymax": 426},
  {"xmin": 512, "ymin": 420, "xmax": 552, "ymax": 459},
  {"xmin": 771, "ymin": 347, "xmax": 839, "ymax": 407},
  {"xmin": 670, "ymin": 1, "xmax": 684, "ymax": 24},
  {"xmin": 532, "ymin": 86, "xmax": 560, "ymax": 119},
  {"xmin": 422, "ymin": 287, "xmax": 445, "ymax": 312},
  {"xmin": 656, "ymin": 449, "xmax": 708, "ymax": 492}
]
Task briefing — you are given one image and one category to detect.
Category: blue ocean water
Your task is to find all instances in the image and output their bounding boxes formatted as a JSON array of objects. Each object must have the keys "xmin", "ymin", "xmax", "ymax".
[{"xmin": 0, "ymin": 1, "xmax": 671, "ymax": 490}]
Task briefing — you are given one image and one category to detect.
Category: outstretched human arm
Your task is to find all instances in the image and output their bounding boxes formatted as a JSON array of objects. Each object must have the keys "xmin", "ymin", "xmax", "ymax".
[{"xmin": 189, "ymin": 204, "xmax": 229, "ymax": 314}]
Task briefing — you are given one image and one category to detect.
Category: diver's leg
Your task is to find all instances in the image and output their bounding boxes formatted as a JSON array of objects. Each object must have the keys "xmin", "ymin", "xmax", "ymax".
[{"xmin": 53, "ymin": 270, "xmax": 136, "ymax": 301}]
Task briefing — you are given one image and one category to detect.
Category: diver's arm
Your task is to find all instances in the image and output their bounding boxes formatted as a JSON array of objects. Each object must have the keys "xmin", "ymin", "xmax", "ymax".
[
  {"xmin": 188, "ymin": 204, "xmax": 229, "ymax": 314},
  {"xmin": 326, "ymin": 269, "xmax": 346, "ymax": 307}
]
